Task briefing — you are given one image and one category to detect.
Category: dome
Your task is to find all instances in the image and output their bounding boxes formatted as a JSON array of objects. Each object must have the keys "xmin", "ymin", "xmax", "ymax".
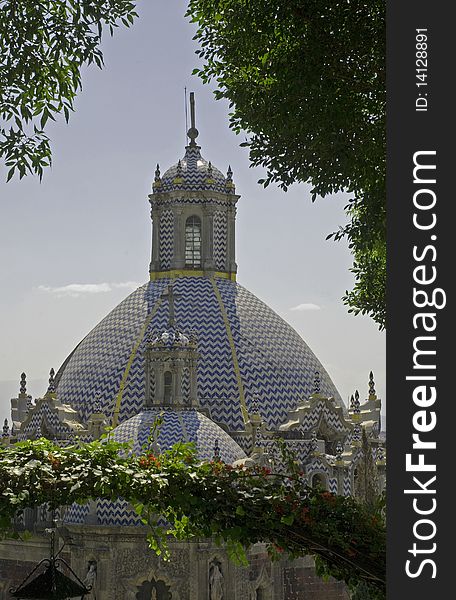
[
  {"xmin": 64, "ymin": 407, "xmax": 246, "ymax": 527},
  {"xmin": 158, "ymin": 145, "xmax": 228, "ymax": 193},
  {"xmin": 55, "ymin": 276, "xmax": 342, "ymax": 432},
  {"xmin": 111, "ymin": 408, "xmax": 247, "ymax": 463}
]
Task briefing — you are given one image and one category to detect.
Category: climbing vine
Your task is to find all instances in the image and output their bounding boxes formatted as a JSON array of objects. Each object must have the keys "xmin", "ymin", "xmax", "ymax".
[{"xmin": 0, "ymin": 438, "xmax": 385, "ymax": 599}]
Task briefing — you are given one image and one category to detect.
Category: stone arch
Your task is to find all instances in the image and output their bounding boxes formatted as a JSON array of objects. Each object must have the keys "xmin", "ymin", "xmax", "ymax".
[
  {"xmin": 123, "ymin": 567, "xmax": 180, "ymax": 600},
  {"xmin": 311, "ymin": 472, "xmax": 328, "ymax": 490}
]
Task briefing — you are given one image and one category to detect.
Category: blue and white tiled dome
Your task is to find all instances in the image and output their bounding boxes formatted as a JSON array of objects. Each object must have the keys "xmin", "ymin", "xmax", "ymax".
[
  {"xmin": 56, "ymin": 277, "xmax": 342, "ymax": 432},
  {"xmin": 111, "ymin": 408, "xmax": 247, "ymax": 463},
  {"xmin": 158, "ymin": 145, "xmax": 228, "ymax": 193},
  {"xmin": 64, "ymin": 407, "xmax": 246, "ymax": 527}
]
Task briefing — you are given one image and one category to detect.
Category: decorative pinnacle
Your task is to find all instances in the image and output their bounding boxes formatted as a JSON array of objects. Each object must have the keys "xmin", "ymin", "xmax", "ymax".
[
  {"xmin": 352, "ymin": 423, "xmax": 361, "ymax": 442},
  {"xmin": 353, "ymin": 390, "xmax": 360, "ymax": 414},
  {"xmin": 47, "ymin": 368, "xmax": 55, "ymax": 394},
  {"xmin": 93, "ymin": 397, "xmax": 102, "ymax": 414},
  {"xmin": 20, "ymin": 372, "xmax": 27, "ymax": 395},
  {"xmin": 311, "ymin": 430, "xmax": 318, "ymax": 452},
  {"xmin": 176, "ymin": 159, "xmax": 182, "ymax": 177},
  {"xmin": 369, "ymin": 371, "xmax": 377, "ymax": 398},
  {"xmin": 2, "ymin": 418, "xmax": 9, "ymax": 437},
  {"xmin": 313, "ymin": 371, "xmax": 321, "ymax": 394},
  {"xmin": 187, "ymin": 92, "xmax": 199, "ymax": 146},
  {"xmin": 154, "ymin": 163, "xmax": 161, "ymax": 181},
  {"xmin": 226, "ymin": 165, "xmax": 233, "ymax": 180}
]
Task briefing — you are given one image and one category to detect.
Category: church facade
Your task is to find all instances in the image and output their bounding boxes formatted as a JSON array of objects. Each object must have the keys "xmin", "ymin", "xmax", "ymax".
[{"xmin": 0, "ymin": 96, "xmax": 385, "ymax": 599}]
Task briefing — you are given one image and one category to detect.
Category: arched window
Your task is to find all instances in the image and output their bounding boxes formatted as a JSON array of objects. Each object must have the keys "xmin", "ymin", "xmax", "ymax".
[
  {"xmin": 164, "ymin": 371, "xmax": 173, "ymax": 403},
  {"xmin": 311, "ymin": 473, "xmax": 327, "ymax": 490},
  {"xmin": 185, "ymin": 215, "xmax": 202, "ymax": 268}
]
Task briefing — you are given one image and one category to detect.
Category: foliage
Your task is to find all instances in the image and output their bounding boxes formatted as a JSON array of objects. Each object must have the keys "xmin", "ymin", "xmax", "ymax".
[
  {"xmin": 0, "ymin": 0, "xmax": 138, "ymax": 181},
  {"xmin": 187, "ymin": 0, "xmax": 386, "ymax": 328},
  {"xmin": 1, "ymin": 438, "xmax": 385, "ymax": 598}
]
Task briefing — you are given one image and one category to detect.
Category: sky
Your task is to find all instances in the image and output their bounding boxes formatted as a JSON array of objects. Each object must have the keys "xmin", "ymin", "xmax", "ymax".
[{"xmin": 0, "ymin": 1, "xmax": 385, "ymax": 429}]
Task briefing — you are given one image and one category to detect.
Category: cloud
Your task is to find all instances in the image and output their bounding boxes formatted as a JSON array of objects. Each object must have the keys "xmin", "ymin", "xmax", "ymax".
[
  {"xmin": 37, "ymin": 282, "xmax": 139, "ymax": 298},
  {"xmin": 290, "ymin": 303, "xmax": 321, "ymax": 312}
]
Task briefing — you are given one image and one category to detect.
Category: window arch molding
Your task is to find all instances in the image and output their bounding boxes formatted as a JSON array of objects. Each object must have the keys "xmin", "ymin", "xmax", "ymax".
[{"xmin": 184, "ymin": 214, "xmax": 202, "ymax": 268}]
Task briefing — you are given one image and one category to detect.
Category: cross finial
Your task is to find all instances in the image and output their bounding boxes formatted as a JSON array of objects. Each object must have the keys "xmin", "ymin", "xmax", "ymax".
[{"xmin": 187, "ymin": 92, "xmax": 199, "ymax": 146}]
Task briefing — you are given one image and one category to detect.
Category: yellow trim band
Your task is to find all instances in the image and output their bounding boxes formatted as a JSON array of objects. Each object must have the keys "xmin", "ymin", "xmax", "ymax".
[
  {"xmin": 150, "ymin": 269, "xmax": 236, "ymax": 282},
  {"xmin": 111, "ymin": 294, "xmax": 163, "ymax": 428},
  {"xmin": 210, "ymin": 278, "xmax": 248, "ymax": 424}
]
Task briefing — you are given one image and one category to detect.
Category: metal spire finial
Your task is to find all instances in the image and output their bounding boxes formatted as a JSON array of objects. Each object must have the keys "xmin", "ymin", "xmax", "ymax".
[{"xmin": 187, "ymin": 92, "xmax": 199, "ymax": 146}]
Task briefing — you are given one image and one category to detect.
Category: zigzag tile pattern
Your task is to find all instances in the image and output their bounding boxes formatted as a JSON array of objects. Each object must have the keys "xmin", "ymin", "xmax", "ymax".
[
  {"xmin": 182, "ymin": 367, "xmax": 190, "ymax": 402},
  {"xmin": 56, "ymin": 281, "xmax": 167, "ymax": 423},
  {"xmin": 329, "ymin": 478, "xmax": 338, "ymax": 494},
  {"xmin": 64, "ymin": 498, "xmax": 142, "ymax": 527},
  {"xmin": 112, "ymin": 408, "xmax": 246, "ymax": 464},
  {"xmin": 159, "ymin": 209, "xmax": 174, "ymax": 270},
  {"xmin": 217, "ymin": 280, "xmax": 342, "ymax": 428},
  {"xmin": 57, "ymin": 277, "xmax": 341, "ymax": 434},
  {"xmin": 307, "ymin": 458, "xmax": 331, "ymax": 476},
  {"xmin": 295, "ymin": 404, "xmax": 351, "ymax": 436},
  {"xmin": 213, "ymin": 211, "xmax": 227, "ymax": 271},
  {"xmin": 154, "ymin": 198, "xmax": 230, "ymax": 209},
  {"xmin": 285, "ymin": 440, "xmax": 312, "ymax": 463},
  {"xmin": 68, "ymin": 408, "xmax": 246, "ymax": 527},
  {"xmin": 160, "ymin": 146, "xmax": 227, "ymax": 193},
  {"xmin": 19, "ymin": 402, "xmax": 72, "ymax": 440},
  {"xmin": 64, "ymin": 503, "xmax": 89, "ymax": 524}
]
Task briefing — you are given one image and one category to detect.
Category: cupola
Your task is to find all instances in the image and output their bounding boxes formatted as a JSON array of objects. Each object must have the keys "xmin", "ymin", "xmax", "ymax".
[{"xmin": 149, "ymin": 93, "xmax": 238, "ymax": 280}]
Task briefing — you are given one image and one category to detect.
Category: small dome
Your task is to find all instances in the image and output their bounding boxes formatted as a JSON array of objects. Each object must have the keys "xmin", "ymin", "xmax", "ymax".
[
  {"xmin": 64, "ymin": 408, "xmax": 246, "ymax": 527},
  {"xmin": 111, "ymin": 408, "xmax": 246, "ymax": 464},
  {"xmin": 158, "ymin": 145, "xmax": 228, "ymax": 193}
]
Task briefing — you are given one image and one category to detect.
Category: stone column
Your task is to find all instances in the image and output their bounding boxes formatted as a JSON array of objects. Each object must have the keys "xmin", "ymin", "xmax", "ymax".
[
  {"xmin": 174, "ymin": 358, "xmax": 183, "ymax": 405},
  {"xmin": 172, "ymin": 207, "xmax": 185, "ymax": 269},
  {"xmin": 150, "ymin": 208, "xmax": 161, "ymax": 273},
  {"xmin": 202, "ymin": 206, "xmax": 215, "ymax": 271},
  {"xmin": 144, "ymin": 349, "xmax": 152, "ymax": 408},
  {"xmin": 154, "ymin": 362, "xmax": 164, "ymax": 404},
  {"xmin": 227, "ymin": 205, "xmax": 237, "ymax": 274},
  {"xmin": 189, "ymin": 357, "xmax": 198, "ymax": 407}
]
